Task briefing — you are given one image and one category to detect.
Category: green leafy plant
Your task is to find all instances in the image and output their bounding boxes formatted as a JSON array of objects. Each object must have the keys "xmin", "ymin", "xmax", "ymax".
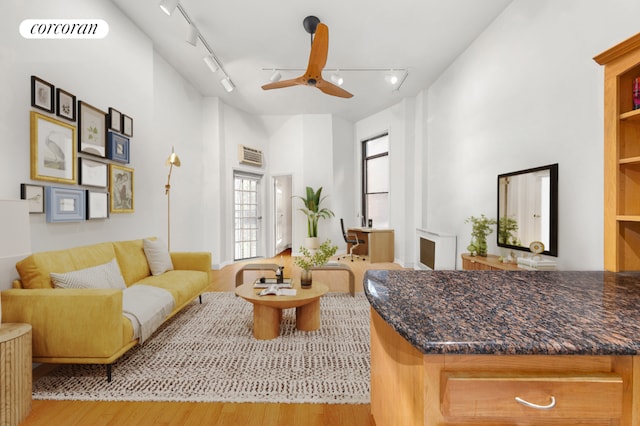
[
  {"xmin": 498, "ymin": 216, "xmax": 520, "ymax": 245},
  {"xmin": 465, "ymin": 214, "xmax": 497, "ymax": 256},
  {"xmin": 295, "ymin": 186, "xmax": 335, "ymax": 238},
  {"xmin": 294, "ymin": 239, "xmax": 338, "ymax": 270}
]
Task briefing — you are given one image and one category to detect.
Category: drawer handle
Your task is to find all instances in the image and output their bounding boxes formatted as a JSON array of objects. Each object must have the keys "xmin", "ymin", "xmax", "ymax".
[{"xmin": 515, "ymin": 396, "xmax": 556, "ymax": 410}]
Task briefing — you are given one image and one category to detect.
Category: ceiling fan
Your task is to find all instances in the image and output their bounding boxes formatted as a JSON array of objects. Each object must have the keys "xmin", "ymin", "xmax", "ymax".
[{"xmin": 261, "ymin": 16, "xmax": 353, "ymax": 99}]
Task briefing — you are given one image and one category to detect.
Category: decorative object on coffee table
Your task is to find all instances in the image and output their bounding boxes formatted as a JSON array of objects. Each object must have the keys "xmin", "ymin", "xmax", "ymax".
[{"xmin": 294, "ymin": 239, "xmax": 337, "ymax": 288}]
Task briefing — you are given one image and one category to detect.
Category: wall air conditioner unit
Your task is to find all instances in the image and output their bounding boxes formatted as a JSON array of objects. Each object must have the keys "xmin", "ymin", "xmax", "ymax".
[{"xmin": 238, "ymin": 144, "xmax": 263, "ymax": 167}]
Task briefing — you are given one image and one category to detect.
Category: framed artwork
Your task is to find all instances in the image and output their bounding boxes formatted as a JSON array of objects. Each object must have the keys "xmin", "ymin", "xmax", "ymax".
[
  {"xmin": 108, "ymin": 107, "xmax": 122, "ymax": 133},
  {"xmin": 122, "ymin": 114, "xmax": 133, "ymax": 137},
  {"xmin": 79, "ymin": 157, "xmax": 108, "ymax": 188},
  {"xmin": 78, "ymin": 101, "xmax": 106, "ymax": 157},
  {"xmin": 109, "ymin": 164, "xmax": 134, "ymax": 213},
  {"xmin": 86, "ymin": 191, "xmax": 109, "ymax": 220},
  {"xmin": 20, "ymin": 183, "xmax": 45, "ymax": 214},
  {"xmin": 30, "ymin": 111, "xmax": 76, "ymax": 184},
  {"xmin": 56, "ymin": 88, "xmax": 76, "ymax": 121},
  {"xmin": 107, "ymin": 131, "xmax": 130, "ymax": 163},
  {"xmin": 31, "ymin": 75, "xmax": 54, "ymax": 113},
  {"xmin": 45, "ymin": 186, "xmax": 86, "ymax": 223}
]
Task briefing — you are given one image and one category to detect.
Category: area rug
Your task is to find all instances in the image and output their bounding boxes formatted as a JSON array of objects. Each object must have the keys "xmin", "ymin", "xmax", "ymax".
[{"xmin": 32, "ymin": 292, "xmax": 371, "ymax": 404}]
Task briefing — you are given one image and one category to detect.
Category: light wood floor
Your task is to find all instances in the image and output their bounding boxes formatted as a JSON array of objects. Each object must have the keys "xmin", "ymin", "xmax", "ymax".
[{"xmin": 23, "ymin": 250, "xmax": 403, "ymax": 425}]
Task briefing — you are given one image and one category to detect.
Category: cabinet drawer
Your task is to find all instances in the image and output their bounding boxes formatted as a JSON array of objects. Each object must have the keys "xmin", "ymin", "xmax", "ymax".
[{"xmin": 441, "ymin": 372, "xmax": 623, "ymax": 419}]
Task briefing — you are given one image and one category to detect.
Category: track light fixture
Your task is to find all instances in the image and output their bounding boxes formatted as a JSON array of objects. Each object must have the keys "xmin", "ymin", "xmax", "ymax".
[
  {"xmin": 159, "ymin": 0, "xmax": 179, "ymax": 16},
  {"xmin": 270, "ymin": 70, "xmax": 282, "ymax": 83},
  {"xmin": 159, "ymin": 2, "xmax": 235, "ymax": 94},
  {"xmin": 186, "ymin": 23, "xmax": 198, "ymax": 46},
  {"xmin": 330, "ymin": 71, "xmax": 344, "ymax": 86},
  {"xmin": 221, "ymin": 77, "xmax": 235, "ymax": 92},
  {"xmin": 385, "ymin": 73, "xmax": 399, "ymax": 85},
  {"xmin": 203, "ymin": 55, "xmax": 219, "ymax": 73}
]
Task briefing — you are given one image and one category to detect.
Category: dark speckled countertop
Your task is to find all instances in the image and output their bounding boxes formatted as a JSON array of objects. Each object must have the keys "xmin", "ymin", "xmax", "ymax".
[{"xmin": 364, "ymin": 269, "xmax": 640, "ymax": 355}]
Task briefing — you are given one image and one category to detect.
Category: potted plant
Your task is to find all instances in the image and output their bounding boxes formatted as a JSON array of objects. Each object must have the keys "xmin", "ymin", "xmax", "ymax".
[
  {"xmin": 295, "ymin": 186, "xmax": 335, "ymax": 249},
  {"xmin": 465, "ymin": 214, "xmax": 497, "ymax": 256},
  {"xmin": 294, "ymin": 239, "xmax": 338, "ymax": 288},
  {"xmin": 498, "ymin": 216, "xmax": 520, "ymax": 246}
]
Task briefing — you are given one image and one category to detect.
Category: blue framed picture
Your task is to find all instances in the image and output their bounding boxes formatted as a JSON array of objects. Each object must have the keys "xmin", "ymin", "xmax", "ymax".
[
  {"xmin": 107, "ymin": 131, "xmax": 130, "ymax": 163},
  {"xmin": 45, "ymin": 186, "xmax": 86, "ymax": 223}
]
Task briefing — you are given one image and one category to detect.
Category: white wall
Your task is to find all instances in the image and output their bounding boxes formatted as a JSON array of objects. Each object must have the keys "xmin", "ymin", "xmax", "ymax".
[
  {"xmin": 424, "ymin": 0, "xmax": 640, "ymax": 270},
  {"xmin": 0, "ymin": 0, "xmax": 206, "ymax": 287}
]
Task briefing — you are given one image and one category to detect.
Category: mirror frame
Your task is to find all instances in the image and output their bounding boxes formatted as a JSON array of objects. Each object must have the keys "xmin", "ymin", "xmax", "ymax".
[{"xmin": 497, "ymin": 163, "xmax": 558, "ymax": 257}]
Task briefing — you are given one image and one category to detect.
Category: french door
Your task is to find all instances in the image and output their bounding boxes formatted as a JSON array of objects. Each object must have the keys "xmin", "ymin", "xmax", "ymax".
[{"xmin": 234, "ymin": 172, "xmax": 262, "ymax": 261}]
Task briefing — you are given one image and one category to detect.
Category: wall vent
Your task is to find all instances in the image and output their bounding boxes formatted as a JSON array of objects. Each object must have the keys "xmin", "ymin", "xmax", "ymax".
[{"xmin": 238, "ymin": 145, "xmax": 263, "ymax": 167}]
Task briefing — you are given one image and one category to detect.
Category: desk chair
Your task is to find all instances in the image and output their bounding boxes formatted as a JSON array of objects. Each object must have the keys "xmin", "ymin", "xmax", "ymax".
[{"xmin": 338, "ymin": 218, "xmax": 366, "ymax": 262}]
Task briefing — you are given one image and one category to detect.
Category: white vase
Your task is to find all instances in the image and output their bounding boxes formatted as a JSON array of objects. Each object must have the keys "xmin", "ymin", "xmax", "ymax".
[{"xmin": 304, "ymin": 237, "xmax": 320, "ymax": 250}]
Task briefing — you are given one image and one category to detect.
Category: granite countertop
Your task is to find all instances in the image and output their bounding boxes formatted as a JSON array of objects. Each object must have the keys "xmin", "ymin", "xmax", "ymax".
[{"xmin": 364, "ymin": 269, "xmax": 640, "ymax": 355}]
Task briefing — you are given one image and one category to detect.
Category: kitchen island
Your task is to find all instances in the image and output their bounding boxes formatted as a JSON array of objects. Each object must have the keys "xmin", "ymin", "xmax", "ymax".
[{"xmin": 364, "ymin": 269, "xmax": 640, "ymax": 425}]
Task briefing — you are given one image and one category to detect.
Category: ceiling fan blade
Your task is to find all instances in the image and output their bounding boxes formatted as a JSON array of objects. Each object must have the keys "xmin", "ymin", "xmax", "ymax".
[
  {"xmin": 261, "ymin": 76, "xmax": 305, "ymax": 91},
  {"xmin": 306, "ymin": 23, "xmax": 328, "ymax": 77},
  {"xmin": 316, "ymin": 79, "xmax": 353, "ymax": 98}
]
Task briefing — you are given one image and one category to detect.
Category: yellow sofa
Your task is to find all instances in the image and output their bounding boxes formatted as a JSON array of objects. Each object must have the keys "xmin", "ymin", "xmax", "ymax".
[{"xmin": 1, "ymin": 238, "xmax": 211, "ymax": 380}]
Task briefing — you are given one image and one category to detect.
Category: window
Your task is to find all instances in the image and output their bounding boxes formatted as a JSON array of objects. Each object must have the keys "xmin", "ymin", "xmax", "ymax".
[
  {"xmin": 362, "ymin": 133, "xmax": 389, "ymax": 228},
  {"xmin": 234, "ymin": 172, "xmax": 262, "ymax": 260}
]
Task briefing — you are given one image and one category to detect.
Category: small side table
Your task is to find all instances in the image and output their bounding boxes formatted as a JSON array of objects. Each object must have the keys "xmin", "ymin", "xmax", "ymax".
[{"xmin": 0, "ymin": 323, "xmax": 32, "ymax": 426}]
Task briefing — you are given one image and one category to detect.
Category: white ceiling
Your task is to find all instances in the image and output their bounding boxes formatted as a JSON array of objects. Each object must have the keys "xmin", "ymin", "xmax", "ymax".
[{"xmin": 111, "ymin": 0, "xmax": 512, "ymax": 122}]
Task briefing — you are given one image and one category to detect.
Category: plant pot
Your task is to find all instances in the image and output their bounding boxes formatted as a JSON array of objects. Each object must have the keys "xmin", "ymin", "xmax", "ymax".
[
  {"xmin": 300, "ymin": 269, "xmax": 312, "ymax": 289},
  {"xmin": 304, "ymin": 237, "xmax": 320, "ymax": 250}
]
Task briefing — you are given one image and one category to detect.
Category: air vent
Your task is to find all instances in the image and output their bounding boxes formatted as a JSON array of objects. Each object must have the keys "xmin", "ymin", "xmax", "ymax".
[{"xmin": 238, "ymin": 145, "xmax": 263, "ymax": 167}]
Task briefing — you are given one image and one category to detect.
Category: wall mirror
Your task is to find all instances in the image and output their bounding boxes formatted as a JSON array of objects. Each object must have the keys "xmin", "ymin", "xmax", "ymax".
[{"xmin": 497, "ymin": 163, "xmax": 558, "ymax": 256}]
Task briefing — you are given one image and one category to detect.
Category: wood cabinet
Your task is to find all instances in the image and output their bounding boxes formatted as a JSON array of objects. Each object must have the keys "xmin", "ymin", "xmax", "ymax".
[
  {"xmin": 461, "ymin": 253, "xmax": 521, "ymax": 271},
  {"xmin": 370, "ymin": 309, "xmax": 634, "ymax": 425},
  {"xmin": 0, "ymin": 323, "xmax": 32, "ymax": 426},
  {"xmin": 595, "ymin": 33, "xmax": 640, "ymax": 271}
]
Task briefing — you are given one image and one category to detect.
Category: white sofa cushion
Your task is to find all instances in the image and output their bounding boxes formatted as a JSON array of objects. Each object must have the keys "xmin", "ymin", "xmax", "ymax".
[
  {"xmin": 50, "ymin": 258, "xmax": 126, "ymax": 289},
  {"xmin": 143, "ymin": 238, "xmax": 174, "ymax": 276}
]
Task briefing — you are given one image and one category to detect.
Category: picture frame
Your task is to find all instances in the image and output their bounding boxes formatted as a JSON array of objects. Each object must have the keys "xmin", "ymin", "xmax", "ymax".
[
  {"xmin": 108, "ymin": 107, "xmax": 122, "ymax": 133},
  {"xmin": 20, "ymin": 183, "xmax": 45, "ymax": 214},
  {"xmin": 31, "ymin": 75, "xmax": 54, "ymax": 113},
  {"xmin": 56, "ymin": 88, "xmax": 76, "ymax": 121},
  {"xmin": 122, "ymin": 114, "xmax": 133, "ymax": 137},
  {"xmin": 30, "ymin": 111, "xmax": 76, "ymax": 184},
  {"xmin": 78, "ymin": 101, "xmax": 107, "ymax": 157},
  {"xmin": 45, "ymin": 186, "xmax": 86, "ymax": 223},
  {"xmin": 106, "ymin": 131, "xmax": 130, "ymax": 163},
  {"xmin": 86, "ymin": 191, "xmax": 109, "ymax": 220},
  {"xmin": 109, "ymin": 164, "xmax": 134, "ymax": 213},
  {"xmin": 79, "ymin": 157, "xmax": 108, "ymax": 188}
]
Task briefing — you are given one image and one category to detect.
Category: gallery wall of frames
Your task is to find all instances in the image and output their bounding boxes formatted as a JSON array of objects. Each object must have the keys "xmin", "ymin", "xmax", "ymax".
[{"xmin": 24, "ymin": 75, "xmax": 135, "ymax": 222}]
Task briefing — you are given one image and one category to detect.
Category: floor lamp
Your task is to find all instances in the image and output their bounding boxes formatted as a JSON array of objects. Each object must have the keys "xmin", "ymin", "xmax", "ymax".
[{"xmin": 165, "ymin": 147, "xmax": 181, "ymax": 251}]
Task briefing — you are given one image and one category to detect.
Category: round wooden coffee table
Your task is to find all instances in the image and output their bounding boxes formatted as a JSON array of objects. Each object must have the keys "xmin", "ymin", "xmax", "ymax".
[{"xmin": 235, "ymin": 282, "xmax": 329, "ymax": 340}]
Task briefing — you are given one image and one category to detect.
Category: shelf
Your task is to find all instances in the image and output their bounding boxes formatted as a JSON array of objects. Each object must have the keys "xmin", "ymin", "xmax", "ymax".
[
  {"xmin": 617, "ymin": 215, "xmax": 640, "ymax": 222},
  {"xmin": 619, "ymin": 156, "xmax": 640, "ymax": 165},
  {"xmin": 620, "ymin": 109, "xmax": 640, "ymax": 121}
]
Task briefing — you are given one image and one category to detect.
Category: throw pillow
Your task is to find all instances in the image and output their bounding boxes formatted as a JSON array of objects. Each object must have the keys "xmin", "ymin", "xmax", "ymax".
[
  {"xmin": 143, "ymin": 238, "xmax": 174, "ymax": 276},
  {"xmin": 51, "ymin": 258, "xmax": 127, "ymax": 289}
]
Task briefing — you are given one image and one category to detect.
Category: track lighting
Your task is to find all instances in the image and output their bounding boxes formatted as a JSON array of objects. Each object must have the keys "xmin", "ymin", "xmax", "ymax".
[
  {"xmin": 186, "ymin": 24, "xmax": 198, "ymax": 46},
  {"xmin": 221, "ymin": 77, "xmax": 235, "ymax": 93},
  {"xmin": 159, "ymin": 0, "xmax": 179, "ymax": 16},
  {"xmin": 203, "ymin": 55, "xmax": 219, "ymax": 73},
  {"xmin": 330, "ymin": 72, "xmax": 344, "ymax": 86},
  {"xmin": 270, "ymin": 70, "xmax": 282, "ymax": 83},
  {"xmin": 159, "ymin": 2, "xmax": 235, "ymax": 94},
  {"xmin": 385, "ymin": 73, "xmax": 399, "ymax": 85}
]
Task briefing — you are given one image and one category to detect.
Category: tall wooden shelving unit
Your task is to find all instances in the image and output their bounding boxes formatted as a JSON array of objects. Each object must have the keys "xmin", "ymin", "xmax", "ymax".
[{"xmin": 595, "ymin": 33, "xmax": 640, "ymax": 272}]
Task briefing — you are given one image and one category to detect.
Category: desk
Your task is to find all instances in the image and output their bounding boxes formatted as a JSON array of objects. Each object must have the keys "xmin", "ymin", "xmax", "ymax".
[{"xmin": 347, "ymin": 228, "xmax": 394, "ymax": 263}]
